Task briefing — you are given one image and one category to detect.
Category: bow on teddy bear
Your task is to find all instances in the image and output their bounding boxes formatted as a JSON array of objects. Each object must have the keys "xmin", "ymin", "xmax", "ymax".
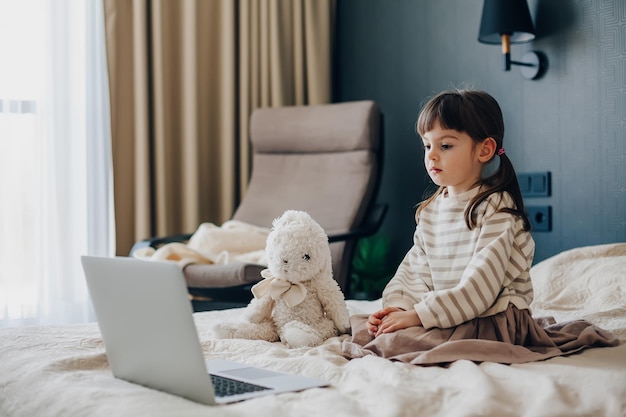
[{"xmin": 251, "ymin": 269, "xmax": 307, "ymax": 307}]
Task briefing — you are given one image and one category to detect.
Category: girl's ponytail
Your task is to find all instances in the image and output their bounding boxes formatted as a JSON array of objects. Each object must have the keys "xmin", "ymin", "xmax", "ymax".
[{"xmin": 467, "ymin": 153, "xmax": 531, "ymax": 231}]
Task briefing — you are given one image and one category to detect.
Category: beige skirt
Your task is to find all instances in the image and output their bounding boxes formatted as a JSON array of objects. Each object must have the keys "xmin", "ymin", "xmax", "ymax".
[{"xmin": 341, "ymin": 305, "xmax": 618, "ymax": 365}]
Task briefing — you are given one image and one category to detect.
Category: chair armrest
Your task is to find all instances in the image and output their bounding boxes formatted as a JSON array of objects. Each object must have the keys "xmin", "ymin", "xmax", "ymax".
[
  {"xmin": 129, "ymin": 233, "xmax": 193, "ymax": 256},
  {"xmin": 328, "ymin": 203, "xmax": 388, "ymax": 243}
]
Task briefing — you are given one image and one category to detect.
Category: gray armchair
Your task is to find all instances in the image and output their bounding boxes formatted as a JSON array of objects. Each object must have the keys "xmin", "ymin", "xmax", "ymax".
[{"xmin": 131, "ymin": 100, "xmax": 385, "ymax": 311}]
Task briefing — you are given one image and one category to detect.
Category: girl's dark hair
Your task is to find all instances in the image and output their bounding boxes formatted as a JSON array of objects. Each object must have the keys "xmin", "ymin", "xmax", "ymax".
[{"xmin": 415, "ymin": 89, "xmax": 530, "ymax": 231}]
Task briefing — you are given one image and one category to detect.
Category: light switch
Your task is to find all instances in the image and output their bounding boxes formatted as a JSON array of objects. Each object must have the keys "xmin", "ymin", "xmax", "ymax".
[{"xmin": 518, "ymin": 172, "xmax": 551, "ymax": 197}]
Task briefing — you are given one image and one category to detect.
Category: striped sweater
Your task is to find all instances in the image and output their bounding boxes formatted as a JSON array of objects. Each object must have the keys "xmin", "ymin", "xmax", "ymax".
[{"xmin": 382, "ymin": 187, "xmax": 535, "ymax": 329}]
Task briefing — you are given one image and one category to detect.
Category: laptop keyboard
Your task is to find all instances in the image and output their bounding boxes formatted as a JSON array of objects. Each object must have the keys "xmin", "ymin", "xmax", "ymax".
[{"xmin": 210, "ymin": 374, "xmax": 271, "ymax": 397}]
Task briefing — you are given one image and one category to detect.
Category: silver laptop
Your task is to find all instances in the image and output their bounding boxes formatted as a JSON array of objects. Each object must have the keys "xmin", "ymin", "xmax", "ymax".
[{"xmin": 81, "ymin": 255, "xmax": 328, "ymax": 405}]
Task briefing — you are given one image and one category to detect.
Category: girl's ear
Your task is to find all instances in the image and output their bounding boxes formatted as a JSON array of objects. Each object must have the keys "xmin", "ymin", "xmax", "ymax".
[{"xmin": 478, "ymin": 137, "xmax": 497, "ymax": 162}]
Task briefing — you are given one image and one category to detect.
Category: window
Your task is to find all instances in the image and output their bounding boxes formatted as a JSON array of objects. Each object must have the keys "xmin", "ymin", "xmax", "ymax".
[{"xmin": 0, "ymin": 0, "xmax": 113, "ymax": 327}]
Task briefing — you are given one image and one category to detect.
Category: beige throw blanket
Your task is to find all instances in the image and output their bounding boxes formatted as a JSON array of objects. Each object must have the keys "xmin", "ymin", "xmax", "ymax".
[{"xmin": 133, "ymin": 220, "xmax": 270, "ymax": 267}]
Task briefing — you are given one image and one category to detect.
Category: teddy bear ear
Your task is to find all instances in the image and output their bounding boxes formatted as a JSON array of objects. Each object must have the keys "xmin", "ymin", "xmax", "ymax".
[
  {"xmin": 272, "ymin": 211, "xmax": 290, "ymax": 229},
  {"xmin": 272, "ymin": 210, "xmax": 310, "ymax": 229},
  {"xmin": 271, "ymin": 216, "xmax": 281, "ymax": 229}
]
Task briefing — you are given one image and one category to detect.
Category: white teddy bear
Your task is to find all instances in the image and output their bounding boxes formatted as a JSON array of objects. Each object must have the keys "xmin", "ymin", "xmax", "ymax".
[{"xmin": 212, "ymin": 210, "xmax": 351, "ymax": 348}]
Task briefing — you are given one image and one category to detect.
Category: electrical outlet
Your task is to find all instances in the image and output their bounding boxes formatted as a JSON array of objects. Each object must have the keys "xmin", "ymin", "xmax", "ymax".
[
  {"xmin": 527, "ymin": 206, "xmax": 552, "ymax": 232},
  {"xmin": 519, "ymin": 172, "xmax": 551, "ymax": 197}
]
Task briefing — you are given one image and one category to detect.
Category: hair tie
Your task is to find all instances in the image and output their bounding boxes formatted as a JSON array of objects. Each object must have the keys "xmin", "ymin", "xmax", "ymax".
[{"xmin": 497, "ymin": 148, "xmax": 506, "ymax": 156}]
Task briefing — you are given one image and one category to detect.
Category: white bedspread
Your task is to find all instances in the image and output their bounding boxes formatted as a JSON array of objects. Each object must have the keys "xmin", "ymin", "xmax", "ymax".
[{"xmin": 1, "ymin": 244, "xmax": 625, "ymax": 417}]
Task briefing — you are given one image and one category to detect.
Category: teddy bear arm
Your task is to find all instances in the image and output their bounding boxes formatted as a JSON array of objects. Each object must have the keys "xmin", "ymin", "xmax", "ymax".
[
  {"xmin": 316, "ymin": 281, "xmax": 351, "ymax": 333},
  {"xmin": 330, "ymin": 304, "xmax": 351, "ymax": 334},
  {"xmin": 243, "ymin": 296, "xmax": 274, "ymax": 323}
]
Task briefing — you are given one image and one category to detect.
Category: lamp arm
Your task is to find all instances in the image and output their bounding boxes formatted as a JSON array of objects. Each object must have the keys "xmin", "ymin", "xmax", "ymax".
[
  {"xmin": 501, "ymin": 34, "xmax": 511, "ymax": 71},
  {"xmin": 500, "ymin": 34, "xmax": 541, "ymax": 71},
  {"xmin": 509, "ymin": 60, "xmax": 536, "ymax": 68}
]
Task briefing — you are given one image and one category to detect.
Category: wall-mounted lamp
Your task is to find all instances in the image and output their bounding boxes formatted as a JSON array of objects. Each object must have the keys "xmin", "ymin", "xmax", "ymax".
[{"xmin": 478, "ymin": 0, "xmax": 547, "ymax": 80}]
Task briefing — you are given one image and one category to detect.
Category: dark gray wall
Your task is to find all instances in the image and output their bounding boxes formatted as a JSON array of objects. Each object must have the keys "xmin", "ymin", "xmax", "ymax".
[{"xmin": 334, "ymin": 0, "xmax": 626, "ymax": 266}]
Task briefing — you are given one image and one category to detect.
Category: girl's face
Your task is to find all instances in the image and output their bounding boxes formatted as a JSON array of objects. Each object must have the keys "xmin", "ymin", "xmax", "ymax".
[{"xmin": 421, "ymin": 120, "xmax": 489, "ymax": 197}]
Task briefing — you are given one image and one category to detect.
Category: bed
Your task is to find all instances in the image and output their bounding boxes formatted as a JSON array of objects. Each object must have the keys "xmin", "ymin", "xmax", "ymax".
[{"xmin": 1, "ymin": 243, "xmax": 625, "ymax": 417}]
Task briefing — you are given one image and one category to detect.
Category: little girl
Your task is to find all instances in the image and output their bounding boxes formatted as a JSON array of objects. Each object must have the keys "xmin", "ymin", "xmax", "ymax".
[{"xmin": 342, "ymin": 89, "xmax": 617, "ymax": 365}]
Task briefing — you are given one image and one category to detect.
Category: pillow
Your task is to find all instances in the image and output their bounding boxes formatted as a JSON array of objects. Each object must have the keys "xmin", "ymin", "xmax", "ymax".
[{"xmin": 530, "ymin": 243, "xmax": 626, "ymax": 315}]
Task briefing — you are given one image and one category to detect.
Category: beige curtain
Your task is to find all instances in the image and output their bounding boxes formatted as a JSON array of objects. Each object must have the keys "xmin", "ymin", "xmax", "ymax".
[{"xmin": 103, "ymin": 0, "xmax": 335, "ymax": 256}]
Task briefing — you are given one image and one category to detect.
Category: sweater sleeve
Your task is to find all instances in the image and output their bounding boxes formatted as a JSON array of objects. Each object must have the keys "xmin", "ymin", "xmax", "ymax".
[
  {"xmin": 414, "ymin": 201, "xmax": 524, "ymax": 329},
  {"xmin": 382, "ymin": 228, "xmax": 433, "ymax": 311}
]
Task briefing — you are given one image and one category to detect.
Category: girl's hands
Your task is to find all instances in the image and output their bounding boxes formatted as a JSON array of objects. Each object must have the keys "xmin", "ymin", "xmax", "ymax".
[
  {"xmin": 367, "ymin": 307, "xmax": 398, "ymax": 336},
  {"xmin": 367, "ymin": 307, "xmax": 422, "ymax": 337}
]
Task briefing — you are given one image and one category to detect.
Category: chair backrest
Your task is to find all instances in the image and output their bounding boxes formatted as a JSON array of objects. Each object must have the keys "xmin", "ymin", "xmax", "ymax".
[{"xmin": 232, "ymin": 101, "xmax": 382, "ymax": 294}]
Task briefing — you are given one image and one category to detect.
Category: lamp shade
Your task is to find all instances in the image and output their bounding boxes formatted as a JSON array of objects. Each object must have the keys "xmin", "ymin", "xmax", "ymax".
[{"xmin": 478, "ymin": 0, "xmax": 535, "ymax": 44}]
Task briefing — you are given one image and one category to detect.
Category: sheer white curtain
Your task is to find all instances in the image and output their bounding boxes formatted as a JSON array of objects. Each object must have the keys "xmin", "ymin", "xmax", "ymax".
[{"xmin": 0, "ymin": 0, "xmax": 113, "ymax": 328}]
